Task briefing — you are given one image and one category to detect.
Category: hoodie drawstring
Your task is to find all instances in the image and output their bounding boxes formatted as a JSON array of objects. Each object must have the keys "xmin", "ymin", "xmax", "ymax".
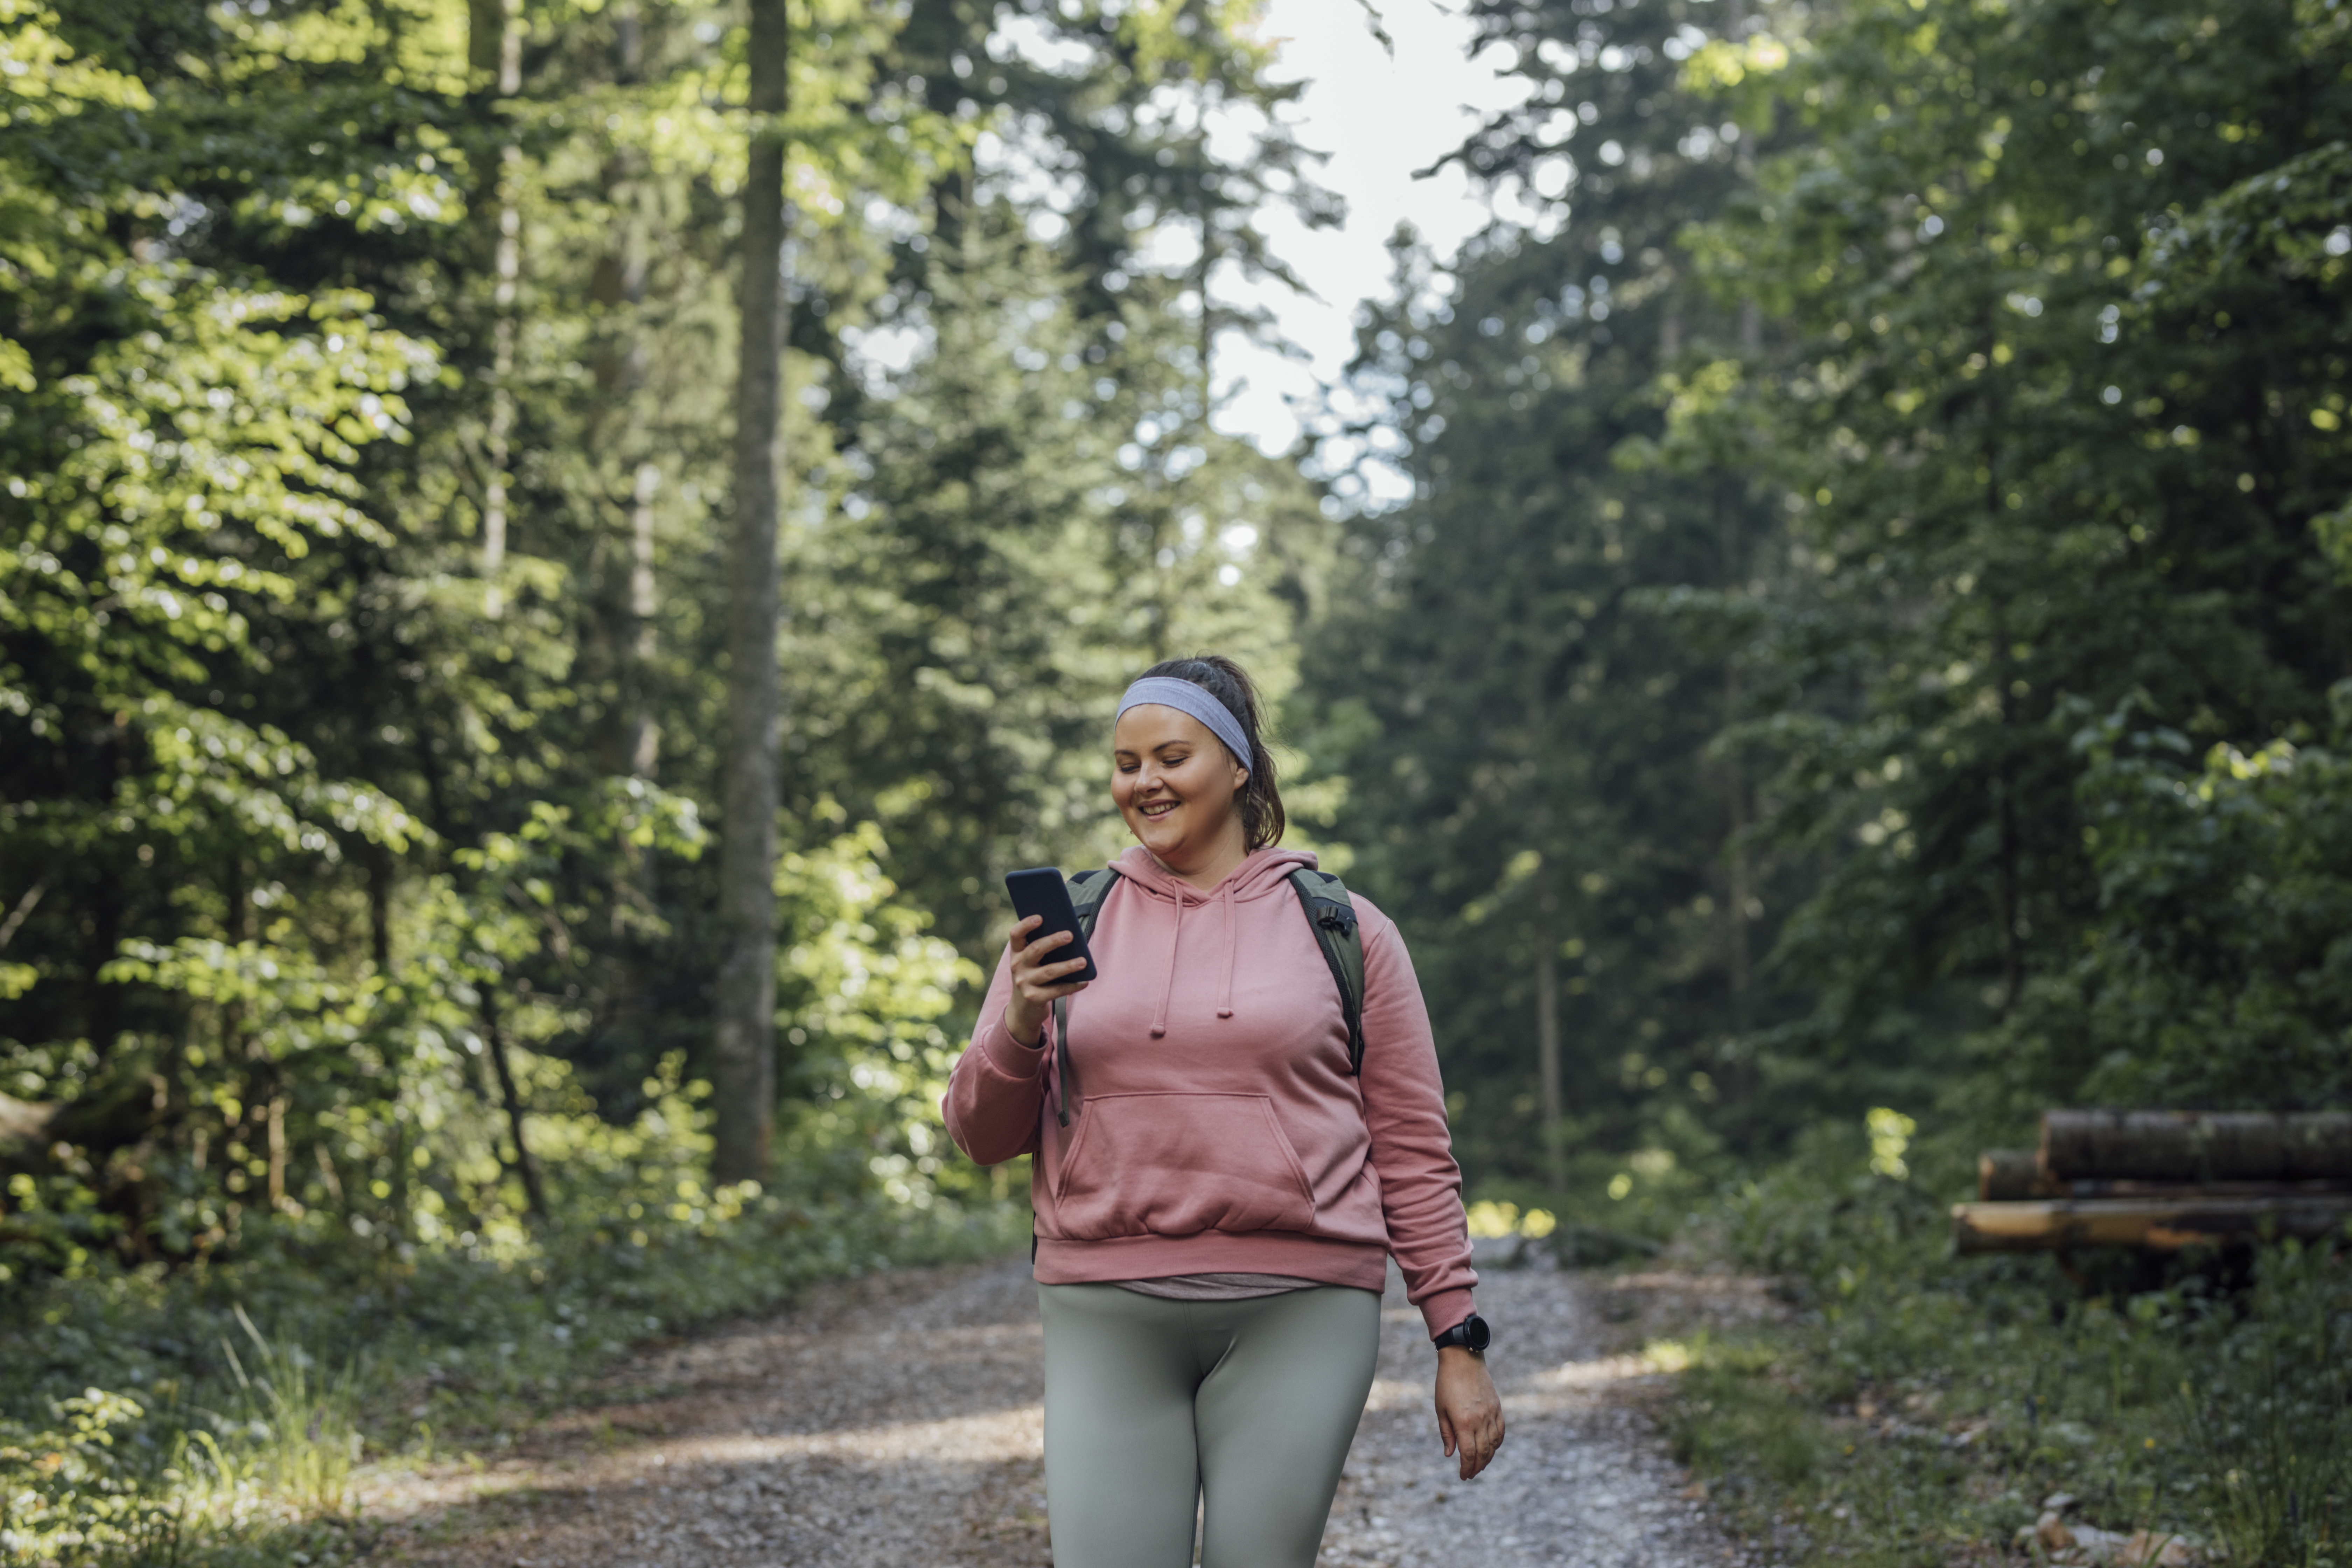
[
  {"xmin": 1148, "ymin": 893, "xmax": 1182, "ymax": 1038},
  {"xmin": 1216, "ymin": 884, "xmax": 1237, "ymax": 1020},
  {"xmin": 1147, "ymin": 885, "xmax": 1238, "ymax": 1033}
]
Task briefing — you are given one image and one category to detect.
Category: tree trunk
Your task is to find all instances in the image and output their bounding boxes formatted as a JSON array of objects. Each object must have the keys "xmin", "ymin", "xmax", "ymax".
[
  {"xmin": 267, "ymin": 1096, "xmax": 293, "ymax": 1211},
  {"xmin": 1526, "ymin": 659, "xmax": 1566, "ymax": 1189},
  {"xmin": 479, "ymin": 980, "xmax": 548, "ymax": 1218},
  {"xmin": 625, "ymin": 460, "xmax": 660, "ymax": 776},
  {"xmin": 470, "ymin": 0, "xmax": 523, "ymax": 615},
  {"xmin": 1535, "ymin": 910, "xmax": 1565, "ymax": 1190},
  {"xmin": 365, "ymin": 842, "xmax": 393, "ymax": 974},
  {"xmin": 713, "ymin": 0, "xmax": 790, "ymax": 1185},
  {"xmin": 1981, "ymin": 300, "xmax": 2024, "ymax": 1015},
  {"xmin": 1719, "ymin": 488, "xmax": 1753, "ymax": 1044},
  {"xmin": 0, "ymin": 875, "xmax": 48, "ymax": 952},
  {"xmin": 592, "ymin": 4, "xmax": 659, "ymax": 779}
]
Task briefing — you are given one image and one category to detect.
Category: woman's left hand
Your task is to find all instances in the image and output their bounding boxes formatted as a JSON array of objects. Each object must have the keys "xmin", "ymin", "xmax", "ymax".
[{"xmin": 1434, "ymin": 1346, "xmax": 1504, "ymax": 1480}]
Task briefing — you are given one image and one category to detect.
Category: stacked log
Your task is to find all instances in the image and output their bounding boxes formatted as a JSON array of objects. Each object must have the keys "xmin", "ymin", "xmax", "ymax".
[
  {"xmin": 1954, "ymin": 1111, "xmax": 2352, "ymax": 1255},
  {"xmin": 2041, "ymin": 1110, "xmax": 2351, "ymax": 1183}
]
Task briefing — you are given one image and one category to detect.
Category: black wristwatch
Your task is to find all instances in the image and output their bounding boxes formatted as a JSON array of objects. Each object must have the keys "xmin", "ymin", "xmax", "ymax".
[{"xmin": 1432, "ymin": 1313, "xmax": 1491, "ymax": 1354}]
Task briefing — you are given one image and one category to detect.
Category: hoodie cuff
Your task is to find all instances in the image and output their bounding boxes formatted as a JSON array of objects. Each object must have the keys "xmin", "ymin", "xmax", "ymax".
[
  {"xmin": 976, "ymin": 1010, "xmax": 1050, "ymax": 1082},
  {"xmin": 1419, "ymin": 1288, "xmax": 1477, "ymax": 1342}
]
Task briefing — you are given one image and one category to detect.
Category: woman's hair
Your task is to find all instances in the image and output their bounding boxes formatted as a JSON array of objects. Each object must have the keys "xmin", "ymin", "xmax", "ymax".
[{"xmin": 1137, "ymin": 654, "xmax": 1286, "ymax": 851}]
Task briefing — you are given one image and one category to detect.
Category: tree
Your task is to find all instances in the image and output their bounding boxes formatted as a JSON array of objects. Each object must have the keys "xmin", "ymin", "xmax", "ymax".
[
  {"xmin": 1674, "ymin": 0, "xmax": 2352, "ymax": 1117},
  {"xmin": 1296, "ymin": 0, "xmax": 1802, "ymax": 1189},
  {"xmin": 713, "ymin": 0, "xmax": 792, "ymax": 1184}
]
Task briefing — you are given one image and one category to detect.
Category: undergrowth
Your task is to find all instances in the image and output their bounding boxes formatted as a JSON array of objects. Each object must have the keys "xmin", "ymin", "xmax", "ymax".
[
  {"xmin": 2, "ymin": 1128, "xmax": 1024, "ymax": 1566},
  {"xmin": 1651, "ymin": 1118, "xmax": 2351, "ymax": 1568}
]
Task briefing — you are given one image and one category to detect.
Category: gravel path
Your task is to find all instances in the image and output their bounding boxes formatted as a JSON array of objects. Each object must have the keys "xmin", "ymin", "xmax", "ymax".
[{"xmin": 367, "ymin": 1254, "xmax": 1743, "ymax": 1567}]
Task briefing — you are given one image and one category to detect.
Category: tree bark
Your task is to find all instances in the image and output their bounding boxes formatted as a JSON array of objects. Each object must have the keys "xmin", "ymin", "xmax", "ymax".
[
  {"xmin": 1526, "ymin": 658, "xmax": 1566, "ymax": 1189},
  {"xmin": 625, "ymin": 460, "xmax": 660, "ymax": 776},
  {"xmin": 0, "ymin": 875, "xmax": 48, "ymax": 952},
  {"xmin": 1719, "ymin": 488, "xmax": 1753, "ymax": 1044},
  {"xmin": 479, "ymin": 979, "xmax": 548, "ymax": 1218},
  {"xmin": 1535, "ymin": 908, "xmax": 1565, "ymax": 1190},
  {"xmin": 592, "ymin": 4, "xmax": 658, "ymax": 779},
  {"xmin": 1981, "ymin": 299, "xmax": 2024, "ymax": 1016},
  {"xmin": 713, "ymin": 0, "xmax": 790, "ymax": 1185},
  {"xmin": 2040, "ymin": 1110, "xmax": 2352, "ymax": 1183},
  {"xmin": 470, "ymin": 0, "xmax": 523, "ymax": 615}
]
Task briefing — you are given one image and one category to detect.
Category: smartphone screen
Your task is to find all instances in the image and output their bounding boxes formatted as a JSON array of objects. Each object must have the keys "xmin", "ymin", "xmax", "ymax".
[{"xmin": 1004, "ymin": 868, "xmax": 1101, "ymax": 984}]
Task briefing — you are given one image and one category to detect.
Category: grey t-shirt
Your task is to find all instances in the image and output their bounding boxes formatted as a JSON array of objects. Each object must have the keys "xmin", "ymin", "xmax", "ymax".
[{"xmin": 1113, "ymin": 1273, "xmax": 1322, "ymax": 1302}]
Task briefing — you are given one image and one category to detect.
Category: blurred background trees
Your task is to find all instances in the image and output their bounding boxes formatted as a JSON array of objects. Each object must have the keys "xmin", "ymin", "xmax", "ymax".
[
  {"xmin": 0, "ymin": 0, "xmax": 1322, "ymax": 1273},
  {"xmin": 1294, "ymin": 0, "xmax": 2352, "ymax": 1214},
  {"xmin": 2, "ymin": 0, "xmax": 2348, "ymax": 1283}
]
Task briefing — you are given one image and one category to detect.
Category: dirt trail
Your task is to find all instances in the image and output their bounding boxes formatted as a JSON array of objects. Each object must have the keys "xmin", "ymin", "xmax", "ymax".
[{"xmin": 368, "ymin": 1255, "xmax": 1746, "ymax": 1567}]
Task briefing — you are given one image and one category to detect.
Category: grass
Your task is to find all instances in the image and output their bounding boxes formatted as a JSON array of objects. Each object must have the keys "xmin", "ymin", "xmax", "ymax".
[
  {"xmin": 0, "ymin": 1179, "xmax": 1027, "ymax": 1565},
  {"xmin": 1635, "ymin": 1119, "xmax": 2351, "ymax": 1568}
]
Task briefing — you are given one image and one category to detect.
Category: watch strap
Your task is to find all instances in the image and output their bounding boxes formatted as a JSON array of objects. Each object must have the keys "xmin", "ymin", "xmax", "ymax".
[{"xmin": 1433, "ymin": 1312, "xmax": 1491, "ymax": 1352}]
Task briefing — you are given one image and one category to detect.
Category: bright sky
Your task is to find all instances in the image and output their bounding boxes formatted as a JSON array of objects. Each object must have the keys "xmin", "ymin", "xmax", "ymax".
[
  {"xmin": 873, "ymin": 2, "xmax": 1529, "ymax": 467},
  {"xmin": 1210, "ymin": 0, "xmax": 1533, "ymax": 456}
]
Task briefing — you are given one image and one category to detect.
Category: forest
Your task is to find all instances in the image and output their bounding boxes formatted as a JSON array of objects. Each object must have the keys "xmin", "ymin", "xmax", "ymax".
[{"xmin": 2, "ymin": 0, "xmax": 2348, "ymax": 1562}]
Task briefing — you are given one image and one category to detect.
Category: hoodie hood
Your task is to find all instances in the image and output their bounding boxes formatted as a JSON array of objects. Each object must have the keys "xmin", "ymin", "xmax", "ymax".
[{"xmin": 1106, "ymin": 846, "xmax": 1318, "ymax": 1036}]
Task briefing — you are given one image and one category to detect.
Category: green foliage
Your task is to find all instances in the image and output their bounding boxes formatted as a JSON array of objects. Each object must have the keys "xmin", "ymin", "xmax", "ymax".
[
  {"xmin": 0, "ymin": 1176, "xmax": 1019, "ymax": 1566},
  {"xmin": 2, "ymin": 0, "xmax": 1323, "ymax": 1549},
  {"xmin": 1302, "ymin": 0, "xmax": 2352, "ymax": 1201},
  {"xmin": 2004, "ymin": 706, "xmax": 2352, "ymax": 1109},
  {"xmin": 1, "ymin": 0, "xmax": 1322, "ymax": 1276},
  {"xmin": 1298, "ymin": 0, "xmax": 1812, "ymax": 1187},
  {"xmin": 1661, "ymin": 1121, "xmax": 2352, "ymax": 1567},
  {"xmin": 0, "ymin": 1389, "xmax": 184, "ymax": 1566},
  {"xmin": 1671, "ymin": 0, "xmax": 2352, "ymax": 1106}
]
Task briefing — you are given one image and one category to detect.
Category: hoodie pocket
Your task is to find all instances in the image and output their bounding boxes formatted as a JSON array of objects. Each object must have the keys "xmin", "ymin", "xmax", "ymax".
[{"xmin": 1052, "ymin": 1093, "xmax": 1317, "ymax": 1240}]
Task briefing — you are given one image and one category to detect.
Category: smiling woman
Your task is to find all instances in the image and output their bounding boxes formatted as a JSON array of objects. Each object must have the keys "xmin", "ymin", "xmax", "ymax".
[
  {"xmin": 1111, "ymin": 657, "xmax": 1281, "ymax": 886},
  {"xmin": 943, "ymin": 654, "xmax": 1502, "ymax": 1568}
]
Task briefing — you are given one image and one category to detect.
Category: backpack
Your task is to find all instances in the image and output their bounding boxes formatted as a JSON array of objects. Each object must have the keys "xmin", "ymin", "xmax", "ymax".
[{"xmin": 1048, "ymin": 866, "xmax": 1366, "ymax": 1128}]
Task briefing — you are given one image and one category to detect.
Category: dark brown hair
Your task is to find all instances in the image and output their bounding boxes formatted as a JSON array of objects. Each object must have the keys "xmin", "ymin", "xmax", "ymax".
[{"xmin": 1136, "ymin": 654, "xmax": 1286, "ymax": 851}]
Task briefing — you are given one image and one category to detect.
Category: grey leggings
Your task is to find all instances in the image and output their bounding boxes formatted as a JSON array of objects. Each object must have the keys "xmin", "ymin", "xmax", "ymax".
[{"xmin": 1037, "ymin": 1282, "xmax": 1382, "ymax": 1568}]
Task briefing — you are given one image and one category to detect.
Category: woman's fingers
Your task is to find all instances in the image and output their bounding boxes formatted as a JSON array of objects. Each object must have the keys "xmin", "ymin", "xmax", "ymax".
[
  {"xmin": 1013, "ymin": 954, "xmax": 1087, "ymax": 989},
  {"xmin": 1013, "ymin": 961, "xmax": 1090, "ymax": 999},
  {"xmin": 1434, "ymin": 1351, "xmax": 1504, "ymax": 1479},
  {"xmin": 1461, "ymin": 1409, "xmax": 1504, "ymax": 1479},
  {"xmin": 1010, "ymin": 928, "xmax": 1071, "ymax": 972}
]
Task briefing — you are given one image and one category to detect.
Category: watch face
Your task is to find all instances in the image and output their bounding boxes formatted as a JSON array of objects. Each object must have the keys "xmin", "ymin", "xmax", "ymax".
[{"xmin": 1463, "ymin": 1314, "xmax": 1492, "ymax": 1351}]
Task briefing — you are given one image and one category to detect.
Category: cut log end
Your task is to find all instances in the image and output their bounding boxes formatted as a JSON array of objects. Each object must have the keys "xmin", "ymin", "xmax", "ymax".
[{"xmin": 1980, "ymin": 1149, "xmax": 2053, "ymax": 1201}]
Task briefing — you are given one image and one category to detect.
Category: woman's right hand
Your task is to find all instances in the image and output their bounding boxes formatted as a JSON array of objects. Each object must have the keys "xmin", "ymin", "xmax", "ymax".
[{"xmin": 1002, "ymin": 916, "xmax": 1091, "ymax": 1048}]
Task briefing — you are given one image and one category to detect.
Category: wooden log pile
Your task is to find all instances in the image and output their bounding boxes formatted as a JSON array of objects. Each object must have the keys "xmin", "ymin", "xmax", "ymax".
[{"xmin": 1953, "ymin": 1110, "xmax": 2352, "ymax": 1255}]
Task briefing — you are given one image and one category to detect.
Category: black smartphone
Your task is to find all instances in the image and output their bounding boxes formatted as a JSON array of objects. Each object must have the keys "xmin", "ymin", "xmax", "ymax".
[{"xmin": 1004, "ymin": 868, "xmax": 1100, "ymax": 984}]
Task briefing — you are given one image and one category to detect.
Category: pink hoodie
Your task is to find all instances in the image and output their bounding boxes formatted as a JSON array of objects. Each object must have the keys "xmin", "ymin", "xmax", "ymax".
[{"xmin": 944, "ymin": 846, "xmax": 1477, "ymax": 1337}]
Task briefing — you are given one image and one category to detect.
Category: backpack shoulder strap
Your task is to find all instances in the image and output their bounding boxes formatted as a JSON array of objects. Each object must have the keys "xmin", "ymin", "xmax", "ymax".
[
  {"xmin": 1288, "ymin": 868, "xmax": 1367, "ymax": 1076},
  {"xmin": 1051, "ymin": 868, "xmax": 1121, "ymax": 1127},
  {"xmin": 1066, "ymin": 867, "xmax": 1119, "ymax": 933}
]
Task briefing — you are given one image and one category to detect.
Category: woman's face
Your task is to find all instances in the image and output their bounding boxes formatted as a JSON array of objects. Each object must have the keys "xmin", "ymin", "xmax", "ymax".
[{"xmin": 1112, "ymin": 705, "xmax": 1250, "ymax": 870}]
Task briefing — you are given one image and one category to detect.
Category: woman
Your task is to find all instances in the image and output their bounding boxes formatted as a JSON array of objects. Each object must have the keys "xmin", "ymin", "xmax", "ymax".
[{"xmin": 945, "ymin": 654, "xmax": 1503, "ymax": 1568}]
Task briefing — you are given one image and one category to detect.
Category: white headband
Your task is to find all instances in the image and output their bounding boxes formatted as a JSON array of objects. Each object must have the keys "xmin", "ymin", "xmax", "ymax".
[{"xmin": 1117, "ymin": 676, "xmax": 1253, "ymax": 766}]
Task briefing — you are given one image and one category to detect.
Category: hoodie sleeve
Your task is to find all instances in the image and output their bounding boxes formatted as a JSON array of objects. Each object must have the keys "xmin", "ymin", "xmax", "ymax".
[
  {"xmin": 942, "ymin": 941, "xmax": 1049, "ymax": 1167},
  {"xmin": 1353, "ymin": 898, "xmax": 1479, "ymax": 1338}
]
